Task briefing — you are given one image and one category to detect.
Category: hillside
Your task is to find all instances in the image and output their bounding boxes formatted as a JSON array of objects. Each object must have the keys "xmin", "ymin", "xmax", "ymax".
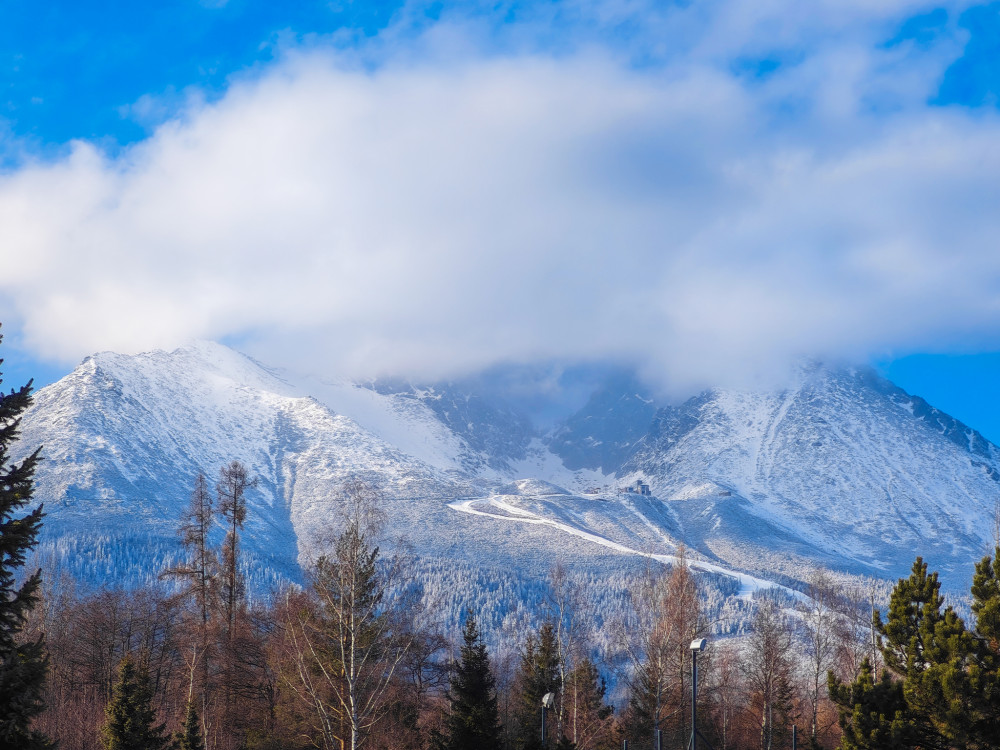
[{"xmin": 12, "ymin": 343, "xmax": 1000, "ymax": 612}]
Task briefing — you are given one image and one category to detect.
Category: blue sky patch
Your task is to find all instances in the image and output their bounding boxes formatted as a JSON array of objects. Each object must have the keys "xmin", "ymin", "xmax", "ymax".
[{"xmin": 938, "ymin": 2, "xmax": 1000, "ymax": 106}]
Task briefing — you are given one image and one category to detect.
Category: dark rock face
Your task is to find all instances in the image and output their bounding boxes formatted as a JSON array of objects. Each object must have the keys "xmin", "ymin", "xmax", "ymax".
[
  {"xmin": 370, "ymin": 378, "xmax": 535, "ymax": 472},
  {"xmin": 546, "ymin": 372, "xmax": 658, "ymax": 473}
]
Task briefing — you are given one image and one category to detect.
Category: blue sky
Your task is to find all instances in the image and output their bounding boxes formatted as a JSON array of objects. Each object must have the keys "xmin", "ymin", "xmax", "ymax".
[{"xmin": 1, "ymin": 0, "xmax": 1000, "ymax": 442}]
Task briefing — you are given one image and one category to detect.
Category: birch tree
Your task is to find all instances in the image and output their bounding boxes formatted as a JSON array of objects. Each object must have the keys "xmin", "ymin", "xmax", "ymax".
[
  {"xmin": 545, "ymin": 562, "xmax": 582, "ymax": 743},
  {"xmin": 279, "ymin": 479, "xmax": 414, "ymax": 750},
  {"xmin": 800, "ymin": 570, "xmax": 836, "ymax": 746},
  {"xmin": 743, "ymin": 600, "xmax": 795, "ymax": 750}
]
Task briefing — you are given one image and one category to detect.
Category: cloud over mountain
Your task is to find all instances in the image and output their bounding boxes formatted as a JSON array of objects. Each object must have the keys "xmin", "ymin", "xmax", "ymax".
[{"xmin": 2, "ymin": 0, "xmax": 998, "ymax": 393}]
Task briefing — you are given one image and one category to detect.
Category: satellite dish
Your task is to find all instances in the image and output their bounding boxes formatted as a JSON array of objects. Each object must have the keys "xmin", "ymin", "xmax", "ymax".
[{"xmin": 542, "ymin": 692, "xmax": 555, "ymax": 709}]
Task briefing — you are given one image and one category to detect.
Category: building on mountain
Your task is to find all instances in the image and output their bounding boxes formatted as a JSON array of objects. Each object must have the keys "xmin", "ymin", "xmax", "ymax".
[{"xmin": 625, "ymin": 479, "xmax": 651, "ymax": 496}]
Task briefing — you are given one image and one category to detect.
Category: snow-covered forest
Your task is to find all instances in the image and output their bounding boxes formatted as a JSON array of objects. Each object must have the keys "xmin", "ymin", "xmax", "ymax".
[
  {"xmin": 5, "ymin": 338, "xmax": 1000, "ymax": 749},
  {"xmin": 11, "ymin": 462, "xmax": 994, "ymax": 750}
]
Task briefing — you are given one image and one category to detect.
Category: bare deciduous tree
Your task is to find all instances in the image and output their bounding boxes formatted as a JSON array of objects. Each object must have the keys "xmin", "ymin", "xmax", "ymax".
[
  {"xmin": 216, "ymin": 461, "xmax": 256, "ymax": 638},
  {"xmin": 619, "ymin": 549, "xmax": 704, "ymax": 749},
  {"xmin": 278, "ymin": 478, "xmax": 416, "ymax": 750},
  {"xmin": 545, "ymin": 561, "xmax": 584, "ymax": 743},
  {"xmin": 743, "ymin": 600, "xmax": 796, "ymax": 750},
  {"xmin": 709, "ymin": 641, "xmax": 743, "ymax": 750},
  {"xmin": 800, "ymin": 569, "xmax": 837, "ymax": 745}
]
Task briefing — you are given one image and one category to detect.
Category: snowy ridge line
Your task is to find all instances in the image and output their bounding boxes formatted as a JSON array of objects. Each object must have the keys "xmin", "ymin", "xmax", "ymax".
[
  {"xmin": 17, "ymin": 341, "xmax": 1000, "ymax": 597},
  {"xmin": 448, "ymin": 496, "xmax": 802, "ymax": 600}
]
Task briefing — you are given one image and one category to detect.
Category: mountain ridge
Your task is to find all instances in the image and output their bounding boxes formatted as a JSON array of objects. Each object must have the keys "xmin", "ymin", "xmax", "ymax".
[{"xmin": 12, "ymin": 341, "xmax": 1000, "ymax": 603}]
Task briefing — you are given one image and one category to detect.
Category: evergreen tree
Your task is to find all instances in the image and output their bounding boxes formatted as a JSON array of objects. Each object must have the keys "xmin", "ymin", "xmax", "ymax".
[
  {"xmin": 877, "ymin": 557, "xmax": 975, "ymax": 749},
  {"xmin": 278, "ymin": 479, "xmax": 413, "ymax": 750},
  {"xmin": 164, "ymin": 473, "xmax": 218, "ymax": 629},
  {"xmin": 972, "ymin": 547, "xmax": 1000, "ymax": 651},
  {"xmin": 828, "ymin": 658, "xmax": 909, "ymax": 750},
  {"xmin": 0, "ymin": 326, "xmax": 52, "ymax": 749},
  {"xmin": 215, "ymin": 460, "xmax": 257, "ymax": 741},
  {"xmin": 161, "ymin": 473, "xmax": 218, "ymax": 740},
  {"xmin": 176, "ymin": 700, "xmax": 204, "ymax": 750},
  {"xmin": 439, "ymin": 614, "xmax": 502, "ymax": 750},
  {"xmin": 830, "ymin": 557, "xmax": 981, "ymax": 750},
  {"xmin": 968, "ymin": 547, "xmax": 1000, "ymax": 747},
  {"xmin": 102, "ymin": 654, "xmax": 172, "ymax": 750},
  {"xmin": 515, "ymin": 623, "xmax": 560, "ymax": 749},
  {"xmin": 625, "ymin": 654, "xmax": 664, "ymax": 749},
  {"xmin": 564, "ymin": 657, "xmax": 614, "ymax": 750}
]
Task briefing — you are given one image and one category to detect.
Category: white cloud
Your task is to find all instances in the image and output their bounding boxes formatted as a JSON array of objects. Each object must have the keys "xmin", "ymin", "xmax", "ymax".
[{"xmin": 2, "ymin": 0, "xmax": 999, "ymax": 394}]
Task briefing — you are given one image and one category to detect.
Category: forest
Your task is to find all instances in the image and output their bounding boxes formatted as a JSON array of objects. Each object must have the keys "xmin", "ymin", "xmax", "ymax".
[{"xmin": 5, "ymin": 345, "xmax": 1000, "ymax": 750}]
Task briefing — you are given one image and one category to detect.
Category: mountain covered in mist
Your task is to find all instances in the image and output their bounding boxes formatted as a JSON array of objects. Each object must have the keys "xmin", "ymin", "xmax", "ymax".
[{"xmin": 12, "ymin": 342, "xmax": 1000, "ymax": 618}]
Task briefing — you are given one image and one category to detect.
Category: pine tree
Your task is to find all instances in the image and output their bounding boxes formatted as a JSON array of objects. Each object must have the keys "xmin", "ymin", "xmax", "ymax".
[
  {"xmin": 102, "ymin": 654, "xmax": 172, "ymax": 750},
  {"xmin": 968, "ymin": 547, "xmax": 1000, "ymax": 747},
  {"xmin": 0, "ymin": 326, "xmax": 52, "ymax": 749},
  {"xmin": 215, "ymin": 460, "xmax": 257, "ymax": 741},
  {"xmin": 828, "ymin": 658, "xmax": 909, "ymax": 750},
  {"xmin": 877, "ymin": 557, "xmax": 975, "ymax": 748},
  {"xmin": 439, "ymin": 614, "xmax": 502, "ymax": 750},
  {"xmin": 515, "ymin": 623, "xmax": 561, "ymax": 749},
  {"xmin": 165, "ymin": 473, "xmax": 218, "ymax": 629},
  {"xmin": 564, "ymin": 657, "xmax": 614, "ymax": 750},
  {"xmin": 176, "ymin": 699, "xmax": 204, "ymax": 750},
  {"xmin": 279, "ymin": 479, "xmax": 413, "ymax": 750},
  {"xmin": 161, "ymin": 472, "xmax": 218, "ymax": 743},
  {"xmin": 830, "ymin": 557, "xmax": 980, "ymax": 749},
  {"xmin": 625, "ymin": 654, "xmax": 664, "ymax": 749}
]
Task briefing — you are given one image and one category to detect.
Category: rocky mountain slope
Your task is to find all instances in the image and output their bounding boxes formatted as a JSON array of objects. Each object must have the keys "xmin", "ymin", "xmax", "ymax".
[
  {"xmin": 11, "ymin": 343, "xmax": 1000, "ymax": 607},
  {"xmin": 619, "ymin": 364, "xmax": 1000, "ymax": 585}
]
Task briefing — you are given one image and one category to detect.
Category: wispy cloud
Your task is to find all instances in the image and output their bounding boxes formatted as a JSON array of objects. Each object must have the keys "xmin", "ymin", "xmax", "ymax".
[{"xmin": 1, "ymin": 0, "xmax": 997, "ymax": 393}]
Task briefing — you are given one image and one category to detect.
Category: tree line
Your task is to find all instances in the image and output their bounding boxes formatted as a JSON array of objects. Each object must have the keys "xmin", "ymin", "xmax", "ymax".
[{"xmin": 5, "ymin": 330, "xmax": 1000, "ymax": 749}]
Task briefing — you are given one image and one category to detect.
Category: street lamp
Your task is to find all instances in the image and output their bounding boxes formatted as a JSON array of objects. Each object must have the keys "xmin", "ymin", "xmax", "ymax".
[
  {"xmin": 541, "ymin": 692, "xmax": 555, "ymax": 747},
  {"xmin": 688, "ymin": 638, "xmax": 714, "ymax": 750}
]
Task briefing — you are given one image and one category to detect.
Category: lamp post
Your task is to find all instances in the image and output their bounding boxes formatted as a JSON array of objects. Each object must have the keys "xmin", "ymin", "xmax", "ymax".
[
  {"xmin": 688, "ymin": 638, "xmax": 715, "ymax": 750},
  {"xmin": 542, "ymin": 692, "xmax": 555, "ymax": 747}
]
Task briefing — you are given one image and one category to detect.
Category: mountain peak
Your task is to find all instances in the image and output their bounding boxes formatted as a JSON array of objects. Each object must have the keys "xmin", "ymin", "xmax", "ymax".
[{"xmin": 13, "ymin": 345, "xmax": 1000, "ymax": 596}]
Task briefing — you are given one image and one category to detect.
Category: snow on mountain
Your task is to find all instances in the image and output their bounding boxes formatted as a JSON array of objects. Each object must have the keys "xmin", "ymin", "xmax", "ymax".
[
  {"xmin": 14, "ymin": 342, "xmax": 479, "ymax": 590},
  {"xmin": 366, "ymin": 378, "xmax": 535, "ymax": 474},
  {"xmin": 620, "ymin": 363, "xmax": 1000, "ymax": 588},
  {"xmin": 546, "ymin": 371, "xmax": 658, "ymax": 473},
  {"xmin": 12, "ymin": 342, "xmax": 1000, "ymax": 611}
]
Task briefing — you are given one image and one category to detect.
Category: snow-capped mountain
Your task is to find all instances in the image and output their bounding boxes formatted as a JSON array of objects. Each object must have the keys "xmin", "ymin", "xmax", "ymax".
[
  {"xmin": 619, "ymin": 364, "xmax": 1000, "ymax": 585},
  {"xmin": 12, "ymin": 343, "xmax": 1000, "ymax": 609},
  {"xmin": 14, "ymin": 342, "xmax": 479, "ymax": 590}
]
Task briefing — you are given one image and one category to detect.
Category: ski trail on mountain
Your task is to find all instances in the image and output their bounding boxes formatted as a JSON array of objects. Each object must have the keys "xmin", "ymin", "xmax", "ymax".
[
  {"xmin": 449, "ymin": 496, "xmax": 800, "ymax": 600},
  {"xmin": 20, "ymin": 341, "xmax": 1000, "ymax": 596}
]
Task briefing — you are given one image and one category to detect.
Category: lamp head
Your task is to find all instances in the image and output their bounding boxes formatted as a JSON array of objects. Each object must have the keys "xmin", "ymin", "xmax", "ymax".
[
  {"xmin": 690, "ymin": 638, "xmax": 707, "ymax": 652},
  {"xmin": 542, "ymin": 692, "xmax": 555, "ymax": 709}
]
